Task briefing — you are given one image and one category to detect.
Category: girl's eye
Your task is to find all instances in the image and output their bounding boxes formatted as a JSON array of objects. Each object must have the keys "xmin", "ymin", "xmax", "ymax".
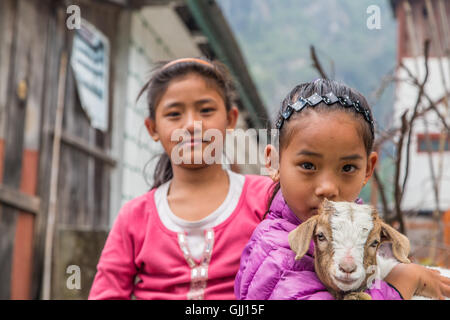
[
  {"xmin": 300, "ymin": 162, "xmax": 316, "ymax": 170},
  {"xmin": 201, "ymin": 107, "xmax": 215, "ymax": 114},
  {"xmin": 316, "ymin": 232, "xmax": 327, "ymax": 242},
  {"xmin": 342, "ymin": 164, "xmax": 357, "ymax": 173},
  {"xmin": 166, "ymin": 111, "xmax": 181, "ymax": 118}
]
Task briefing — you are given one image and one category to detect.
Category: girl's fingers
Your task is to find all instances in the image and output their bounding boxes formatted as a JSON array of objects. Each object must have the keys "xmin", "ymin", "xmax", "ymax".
[
  {"xmin": 440, "ymin": 276, "xmax": 450, "ymax": 285},
  {"xmin": 429, "ymin": 269, "xmax": 442, "ymax": 277},
  {"xmin": 441, "ymin": 283, "xmax": 450, "ymax": 298},
  {"xmin": 430, "ymin": 269, "xmax": 440, "ymax": 274}
]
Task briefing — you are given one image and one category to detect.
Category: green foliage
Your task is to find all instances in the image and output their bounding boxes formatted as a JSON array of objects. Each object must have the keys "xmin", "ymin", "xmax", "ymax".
[{"xmin": 217, "ymin": 0, "xmax": 397, "ymax": 127}]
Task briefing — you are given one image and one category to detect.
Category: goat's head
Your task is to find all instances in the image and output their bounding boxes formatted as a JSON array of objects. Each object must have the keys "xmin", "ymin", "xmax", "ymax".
[{"xmin": 288, "ymin": 199, "xmax": 410, "ymax": 296}]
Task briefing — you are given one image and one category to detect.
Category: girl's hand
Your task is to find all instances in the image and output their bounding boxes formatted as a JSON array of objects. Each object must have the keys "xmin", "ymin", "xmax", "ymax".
[
  {"xmin": 385, "ymin": 263, "xmax": 450, "ymax": 300},
  {"xmin": 414, "ymin": 265, "xmax": 450, "ymax": 300}
]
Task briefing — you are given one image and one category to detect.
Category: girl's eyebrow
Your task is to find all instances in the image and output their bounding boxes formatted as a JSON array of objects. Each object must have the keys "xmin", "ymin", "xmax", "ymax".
[
  {"xmin": 297, "ymin": 150, "xmax": 363, "ymax": 161},
  {"xmin": 195, "ymin": 98, "xmax": 216, "ymax": 106},
  {"xmin": 163, "ymin": 101, "xmax": 183, "ymax": 109},
  {"xmin": 163, "ymin": 98, "xmax": 215, "ymax": 109},
  {"xmin": 339, "ymin": 154, "xmax": 364, "ymax": 161},
  {"xmin": 297, "ymin": 150, "xmax": 322, "ymax": 157}
]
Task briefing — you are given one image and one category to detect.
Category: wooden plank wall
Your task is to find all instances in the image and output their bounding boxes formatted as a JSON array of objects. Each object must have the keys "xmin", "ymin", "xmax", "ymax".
[
  {"xmin": 0, "ymin": 0, "xmax": 50, "ymax": 299},
  {"xmin": 0, "ymin": 0, "xmax": 18, "ymax": 300},
  {"xmin": 31, "ymin": 1, "xmax": 70, "ymax": 300},
  {"xmin": 36, "ymin": 0, "xmax": 120, "ymax": 299},
  {"xmin": 0, "ymin": 0, "xmax": 120, "ymax": 299},
  {"xmin": 55, "ymin": 0, "xmax": 119, "ymax": 230},
  {"xmin": 51, "ymin": 0, "xmax": 120, "ymax": 299},
  {"xmin": 11, "ymin": 0, "xmax": 50, "ymax": 300},
  {"xmin": 401, "ymin": 0, "xmax": 450, "ymax": 58}
]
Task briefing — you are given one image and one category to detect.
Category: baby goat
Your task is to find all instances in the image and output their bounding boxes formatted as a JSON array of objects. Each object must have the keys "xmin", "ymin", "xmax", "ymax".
[{"xmin": 289, "ymin": 199, "xmax": 410, "ymax": 300}]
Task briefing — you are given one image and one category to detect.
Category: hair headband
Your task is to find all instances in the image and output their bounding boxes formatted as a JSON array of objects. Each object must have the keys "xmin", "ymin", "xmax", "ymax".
[
  {"xmin": 275, "ymin": 92, "xmax": 375, "ymax": 138},
  {"xmin": 162, "ymin": 58, "xmax": 214, "ymax": 70}
]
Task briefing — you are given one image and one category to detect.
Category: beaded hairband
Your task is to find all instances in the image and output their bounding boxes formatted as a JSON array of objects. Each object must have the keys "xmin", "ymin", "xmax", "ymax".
[{"xmin": 275, "ymin": 92, "xmax": 375, "ymax": 138}]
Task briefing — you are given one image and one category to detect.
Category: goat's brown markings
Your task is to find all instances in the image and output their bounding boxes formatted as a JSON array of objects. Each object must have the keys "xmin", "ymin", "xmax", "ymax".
[
  {"xmin": 314, "ymin": 202, "xmax": 338, "ymax": 293},
  {"xmin": 363, "ymin": 215, "xmax": 383, "ymax": 288}
]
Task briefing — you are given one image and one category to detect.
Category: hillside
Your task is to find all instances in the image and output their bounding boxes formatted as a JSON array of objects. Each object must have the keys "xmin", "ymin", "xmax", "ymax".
[{"xmin": 217, "ymin": 0, "xmax": 397, "ymax": 128}]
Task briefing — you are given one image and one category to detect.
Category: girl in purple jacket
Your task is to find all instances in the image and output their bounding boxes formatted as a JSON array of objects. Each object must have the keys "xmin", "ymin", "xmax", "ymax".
[{"xmin": 235, "ymin": 79, "xmax": 450, "ymax": 300}]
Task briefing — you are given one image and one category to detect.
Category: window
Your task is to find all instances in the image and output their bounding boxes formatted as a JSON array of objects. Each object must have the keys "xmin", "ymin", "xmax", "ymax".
[{"xmin": 417, "ymin": 133, "xmax": 450, "ymax": 153}]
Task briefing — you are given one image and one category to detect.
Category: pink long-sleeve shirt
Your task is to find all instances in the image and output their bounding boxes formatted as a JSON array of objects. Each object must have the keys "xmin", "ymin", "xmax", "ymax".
[{"xmin": 88, "ymin": 175, "xmax": 273, "ymax": 300}]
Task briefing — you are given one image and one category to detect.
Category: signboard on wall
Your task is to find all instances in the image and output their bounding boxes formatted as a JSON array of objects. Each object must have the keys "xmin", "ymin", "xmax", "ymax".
[{"xmin": 71, "ymin": 18, "xmax": 110, "ymax": 132}]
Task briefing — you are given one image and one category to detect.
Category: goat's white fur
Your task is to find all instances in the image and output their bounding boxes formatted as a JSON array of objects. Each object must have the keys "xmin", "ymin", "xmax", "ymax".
[
  {"xmin": 329, "ymin": 202, "xmax": 375, "ymax": 292},
  {"xmin": 376, "ymin": 243, "xmax": 401, "ymax": 279}
]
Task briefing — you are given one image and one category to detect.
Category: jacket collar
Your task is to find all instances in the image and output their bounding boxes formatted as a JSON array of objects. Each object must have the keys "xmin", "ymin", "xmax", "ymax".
[{"xmin": 266, "ymin": 189, "xmax": 303, "ymax": 226}]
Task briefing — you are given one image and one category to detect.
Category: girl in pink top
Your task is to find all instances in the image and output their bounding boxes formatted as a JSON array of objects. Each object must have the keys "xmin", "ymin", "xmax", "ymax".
[{"xmin": 88, "ymin": 58, "xmax": 273, "ymax": 300}]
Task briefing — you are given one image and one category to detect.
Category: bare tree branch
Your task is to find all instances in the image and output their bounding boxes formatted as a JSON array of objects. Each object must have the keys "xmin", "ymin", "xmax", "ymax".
[
  {"xmin": 310, "ymin": 45, "xmax": 329, "ymax": 79},
  {"xmin": 393, "ymin": 110, "xmax": 409, "ymax": 233}
]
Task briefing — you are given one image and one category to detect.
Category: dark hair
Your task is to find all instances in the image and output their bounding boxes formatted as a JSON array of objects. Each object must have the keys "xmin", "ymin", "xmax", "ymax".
[
  {"xmin": 137, "ymin": 57, "xmax": 236, "ymax": 190},
  {"xmin": 264, "ymin": 79, "xmax": 376, "ymax": 217}
]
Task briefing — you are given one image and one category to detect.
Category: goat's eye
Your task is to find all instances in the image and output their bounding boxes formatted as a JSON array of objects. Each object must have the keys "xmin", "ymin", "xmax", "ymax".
[
  {"xmin": 316, "ymin": 232, "xmax": 327, "ymax": 242},
  {"xmin": 370, "ymin": 240, "xmax": 379, "ymax": 248}
]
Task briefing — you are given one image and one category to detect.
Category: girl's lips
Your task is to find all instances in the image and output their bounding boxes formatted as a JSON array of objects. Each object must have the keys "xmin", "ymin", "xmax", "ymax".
[{"xmin": 179, "ymin": 139, "xmax": 205, "ymax": 146}]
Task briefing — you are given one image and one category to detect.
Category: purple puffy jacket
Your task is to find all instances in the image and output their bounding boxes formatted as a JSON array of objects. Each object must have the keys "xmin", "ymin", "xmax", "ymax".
[{"xmin": 234, "ymin": 190, "xmax": 403, "ymax": 300}]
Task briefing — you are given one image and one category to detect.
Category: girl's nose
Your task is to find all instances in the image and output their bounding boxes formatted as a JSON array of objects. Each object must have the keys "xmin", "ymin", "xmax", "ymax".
[
  {"xmin": 314, "ymin": 178, "xmax": 338, "ymax": 200},
  {"xmin": 183, "ymin": 112, "xmax": 202, "ymax": 134}
]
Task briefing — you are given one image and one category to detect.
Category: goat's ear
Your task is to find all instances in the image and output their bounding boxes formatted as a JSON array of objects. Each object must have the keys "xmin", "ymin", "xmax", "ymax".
[
  {"xmin": 288, "ymin": 216, "xmax": 318, "ymax": 261},
  {"xmin": 380, "ymin": 221, "xmax": 411, "ymax": 264}
]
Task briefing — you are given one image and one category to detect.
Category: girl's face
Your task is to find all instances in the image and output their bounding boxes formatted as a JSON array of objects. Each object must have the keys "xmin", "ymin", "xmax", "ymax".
[
  {"xmin": 145, "ymin": 73, "xmax": 238, "ymax": 168},
  {"xmin": 267, "ymin": 111, "xmax": 377, "ymax": 222}
]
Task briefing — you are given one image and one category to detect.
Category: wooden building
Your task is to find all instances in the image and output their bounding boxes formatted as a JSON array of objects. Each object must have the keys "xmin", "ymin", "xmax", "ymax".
[
  {"xmin": 0, "ymin": 0, "xmax": 268, "ymax": 299},
  {"xmin": 390, "ymin": 0, "xmax": 449, "ymax": 266},
  {"xmin": 391, "ymin": 0, "xmax": 449, "ymax": 212}
]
